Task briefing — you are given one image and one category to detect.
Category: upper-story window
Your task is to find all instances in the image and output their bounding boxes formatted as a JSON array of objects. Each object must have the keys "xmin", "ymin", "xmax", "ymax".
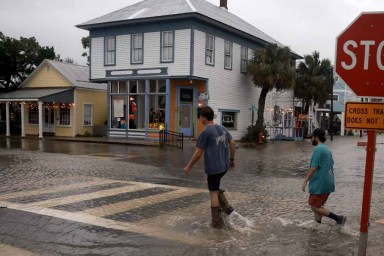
[
  {"xmin": 205, "ymin": 34, "xmax": 215, "ymax": 66},
  {"xmin": 241, "ymin": 46, "xmax": 248, "ymax": 73},
  {"xmin": 132, "ymin": 33, "xmax": 144, "ymax": 64},
  {"xmin": 224, "ymin": 41, "xmax": 233, "ymax": 70},
  {"xmin": 105, "ymin": 36, "xmax": 116, "ymax": 65},
  {"xmin": 161, "ymin": 31, "xmax": 174, "ymax": 62}
]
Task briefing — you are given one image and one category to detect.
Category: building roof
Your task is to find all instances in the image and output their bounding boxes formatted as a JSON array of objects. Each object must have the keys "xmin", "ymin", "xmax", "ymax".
[
  {"xmin": 0, "ymin": 88, "xmax": 74, "ymax": 103},
  {"xmin": 20, "ymin": 60, "xmax": 107, "ymax": 91},
  {"xmin": 77, "ymin": 0, "xmax": 289, "ymax": 50}
]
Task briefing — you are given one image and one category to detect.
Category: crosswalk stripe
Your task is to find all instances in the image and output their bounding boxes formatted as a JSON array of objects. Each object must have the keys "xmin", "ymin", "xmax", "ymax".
[
  {"xmin": 0, "ymin": 244, "xmax": 40, "ymax": 256},
  {"xmin": 22, "ymin": 183, "xmax": 156, "ymax": 208},
  {"xmin": 0, "ymin": 201, "xmax": 206, "ymax": 246},
  {"xmin": 83, "ymin": 189, "xmax": 202, "ymax": 217},
  {"xmin": 0, "ymin": 178, "xmax": 122, "ymax": 201}
]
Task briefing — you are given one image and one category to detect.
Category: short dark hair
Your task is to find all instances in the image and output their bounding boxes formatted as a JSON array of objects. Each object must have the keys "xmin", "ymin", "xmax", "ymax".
[
  {"xmin": 198, "ymin": 106, "xmax": 214, "ymax": 121},
  {"xmin": 313, "ymin": 128, "xmax": 326, "ymax": 143}
]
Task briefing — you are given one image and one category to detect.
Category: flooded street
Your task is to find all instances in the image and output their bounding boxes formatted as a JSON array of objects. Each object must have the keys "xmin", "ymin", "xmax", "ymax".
[{"xmin": 0, "ymin": 135, "xmax": 384, "ymax": 255}]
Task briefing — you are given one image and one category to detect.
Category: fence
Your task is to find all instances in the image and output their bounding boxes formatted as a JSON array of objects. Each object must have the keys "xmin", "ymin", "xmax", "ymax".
[
  {"xmin": 159, "ymin": 129, "xmax": 184, "ymax": 150},
  {"xmin": 266, "ymin": 127, "xmax": 304, "ymax": 141}
]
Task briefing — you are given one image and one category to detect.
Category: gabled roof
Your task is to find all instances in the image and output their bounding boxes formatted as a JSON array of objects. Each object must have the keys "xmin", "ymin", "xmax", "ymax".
[
  {"xmin": 20, "ymin": 60, "xmax": 107, "ymax": 91},
  {"xmin": 77, "ymin": 0, "xmax": 287, "ymax": 50}
]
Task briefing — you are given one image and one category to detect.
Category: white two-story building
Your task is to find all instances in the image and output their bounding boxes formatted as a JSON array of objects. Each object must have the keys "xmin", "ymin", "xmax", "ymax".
[{"xmin": 77, "ymin": 0, "xmax": 301, "ymax": 140}]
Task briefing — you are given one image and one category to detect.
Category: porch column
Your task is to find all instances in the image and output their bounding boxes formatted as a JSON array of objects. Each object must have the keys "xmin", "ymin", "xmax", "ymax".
[
  {"xmin": 38, "ymin": 101, "xmax": 43, "ymax": 139},
  {"xmin": 165, "ymin": 79, "xmax": 171, "ymax": 129},
  {"xmin": 5, "ymin": 102, "xmax": 10, "ymax": 137},
  {"xmin": 21, "ymin": 102, "xmax": 25, "ymax": 137},
  {"xmin": 340, "ymin": 112, "xmax": 345, "ymax": 136}
]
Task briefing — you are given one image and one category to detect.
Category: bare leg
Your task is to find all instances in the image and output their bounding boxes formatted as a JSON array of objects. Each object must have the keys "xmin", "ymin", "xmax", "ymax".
[
  {"xmin": 314, "ymin": 212, "xmax": 323, "ymax": 223},
  {"xmin": 311, "ymin": 206, "xmax": 330, "ymax": 217},
  {"xmin": 210, "ymin": 191, "xmax": 220, "ymax": 207}
]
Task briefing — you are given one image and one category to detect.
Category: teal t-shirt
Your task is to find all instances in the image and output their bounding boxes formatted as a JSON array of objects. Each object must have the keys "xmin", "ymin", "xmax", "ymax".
[{"xmin": 309, "ymin": 143, "xmax": 335, "ymax": 195}]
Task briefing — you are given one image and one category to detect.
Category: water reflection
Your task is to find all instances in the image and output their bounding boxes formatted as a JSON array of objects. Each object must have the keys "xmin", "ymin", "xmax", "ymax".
[{"xmin": 1, "ymin": 135, "xmax": 384, "ymax": 255}]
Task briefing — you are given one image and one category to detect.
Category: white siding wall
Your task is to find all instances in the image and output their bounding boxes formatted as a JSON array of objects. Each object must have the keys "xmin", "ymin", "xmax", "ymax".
[
  {"xmin": 193, "ymin": 30, "xmax": 294, "ymax": 140},
  {"xmin": 194, "ymin": 30, "xmax": 259, "ymax": 140},
  {"xmin": 91, "ymin": 29, "xmax": 191, "ymax": 79}
]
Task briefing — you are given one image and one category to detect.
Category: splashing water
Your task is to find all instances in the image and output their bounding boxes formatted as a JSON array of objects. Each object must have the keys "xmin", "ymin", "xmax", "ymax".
[{"xmin": 225, "ymin": 211, "xmax": 255, "ymax": 233}]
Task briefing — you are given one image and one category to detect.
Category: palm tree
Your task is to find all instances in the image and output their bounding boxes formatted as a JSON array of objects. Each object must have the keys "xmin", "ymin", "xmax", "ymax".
[
  {"xmin": 248, "ymin": 44, "xmax": 296, "ymax": 129},
  {"xmin": 295, "ymin": 51, "xmax": 334, "ymax": 114}
]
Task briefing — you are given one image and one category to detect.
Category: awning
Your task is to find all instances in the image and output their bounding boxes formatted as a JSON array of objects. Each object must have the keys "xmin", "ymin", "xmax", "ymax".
[{"xmin": 0, "ymin": 88, "xmax": 74, "ymax": 103}]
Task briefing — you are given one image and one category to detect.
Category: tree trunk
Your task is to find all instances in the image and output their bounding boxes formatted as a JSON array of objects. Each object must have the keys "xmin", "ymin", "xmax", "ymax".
[{"xmin": 256, "ymin": 87, "xmax": 269, "ymax": 129}]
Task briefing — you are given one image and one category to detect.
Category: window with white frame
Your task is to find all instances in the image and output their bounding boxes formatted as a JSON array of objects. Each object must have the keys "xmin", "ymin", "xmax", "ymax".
[
  {"xmin": 221, "ymin": 111, "xmax": 237, "ymax": 129},
  {"xmin": 83, "ymin": 104, "xmax": 93, "ymax": 126},
  {"xmin": 28, "ymin": 108, "xmax": 39, "ymax": 124},
  {"xmin": 59, "ymin": 107, "xmax": 70, "ymax": 126},
  {"xmin": 161, "ymin": 31, "xmax": 174, "ymax": 62},
  {"xmin": 224, "ymin": 41, "xmax": 233, "ymax": 70},
  {"xmin": 105, "ymin": 36, "xmax": 116, "ymax": 65},
  {"xmin": 284, "ymin": 112, "xmax": 293, "ymax": 128},
  {"xmin": 332, "ymin": 94, "xmax": 339, "ymax": 102},
  {"xmin": 241, "ymin": 46, "xmax": 248, "ymax": 73},
  {"xmin": 205, "ymin": 34, "xmax": 215, "ymax": 65},
  {"xmin": 132, "ymin": 33, "xmax": 143, "ymax": 64}
]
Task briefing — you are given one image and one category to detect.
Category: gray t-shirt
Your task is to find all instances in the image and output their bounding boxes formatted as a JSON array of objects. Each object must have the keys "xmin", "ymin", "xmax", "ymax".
[{"xmin": 196, "ymin": 124, "xmax": 233, "ymax": 175}]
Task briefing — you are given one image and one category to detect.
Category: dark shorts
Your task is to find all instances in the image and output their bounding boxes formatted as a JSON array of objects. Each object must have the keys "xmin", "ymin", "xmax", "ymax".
[
  {"xmin": 308, "ymin": 194, "xmax": 330, "ymax": 208},
  {"xmin": 207, "ymin": 171, "xmax": 227, "ymax": 191}
]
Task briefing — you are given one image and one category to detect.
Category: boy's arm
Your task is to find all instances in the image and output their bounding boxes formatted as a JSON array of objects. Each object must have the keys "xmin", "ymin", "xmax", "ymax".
[
  {"xmin": 229, "ymin": 139, "xmax": 236, "ymax": 169},
  {"xmin": 184, "ymin": 147, "xmax": 203, "ymax": 174},
  {"xmin": 302, "ymin": 167, "xmax": 317, "ymax": 192}
]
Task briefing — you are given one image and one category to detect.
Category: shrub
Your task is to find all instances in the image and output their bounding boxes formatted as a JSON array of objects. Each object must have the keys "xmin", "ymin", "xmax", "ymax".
[{"xmin": 241, "ymin": 124, "xmax": 268, "ymax": 143}]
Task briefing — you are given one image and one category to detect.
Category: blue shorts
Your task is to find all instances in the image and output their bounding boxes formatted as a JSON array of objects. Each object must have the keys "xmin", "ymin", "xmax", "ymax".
[{"xmin": 207, "ymin": 171, "xmax": 227, "ymax": 191}]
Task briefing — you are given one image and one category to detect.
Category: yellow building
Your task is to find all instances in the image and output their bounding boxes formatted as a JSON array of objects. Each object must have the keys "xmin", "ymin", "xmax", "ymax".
[{"xmin": 0, "ymin": 60, "xmax": 107, "ymax": 138}]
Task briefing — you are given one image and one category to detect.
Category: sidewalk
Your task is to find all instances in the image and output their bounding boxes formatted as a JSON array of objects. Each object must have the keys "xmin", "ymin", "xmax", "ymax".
[{"xmin": 3, "ymin": 135, "xmax": 160, "ymax": 147}]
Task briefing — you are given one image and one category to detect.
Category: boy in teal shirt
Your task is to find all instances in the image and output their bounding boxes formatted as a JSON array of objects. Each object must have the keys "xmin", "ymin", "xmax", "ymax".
[{"xmin": 302, "ymin": 128, "xmax": 346, "ymax": 225}]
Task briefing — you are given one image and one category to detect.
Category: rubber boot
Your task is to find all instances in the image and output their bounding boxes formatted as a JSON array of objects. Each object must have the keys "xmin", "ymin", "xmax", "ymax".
[
  {"xmin": 218, "ymin": 189, "xmax": 234, "ymax": 215},
  {"xmin": 211, "ymin": 206, "xmax": 224, "ymax": 229}
]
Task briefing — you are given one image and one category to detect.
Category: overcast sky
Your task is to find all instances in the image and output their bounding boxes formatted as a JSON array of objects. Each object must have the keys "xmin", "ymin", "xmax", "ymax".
[{"xmin": 1, "ymin": 0, "xmax": 383, "ymax": 65}]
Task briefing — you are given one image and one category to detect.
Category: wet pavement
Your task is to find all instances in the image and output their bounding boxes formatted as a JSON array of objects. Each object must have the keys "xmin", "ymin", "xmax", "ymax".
[{"xmin": 0, "ymin": 135, "xmax": 384, "ymax": 255}]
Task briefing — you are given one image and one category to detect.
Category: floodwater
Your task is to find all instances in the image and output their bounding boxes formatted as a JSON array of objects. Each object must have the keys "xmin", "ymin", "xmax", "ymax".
[{"xmin": 0, "ymin": 135, "xmax": 384, "ymax": 255}]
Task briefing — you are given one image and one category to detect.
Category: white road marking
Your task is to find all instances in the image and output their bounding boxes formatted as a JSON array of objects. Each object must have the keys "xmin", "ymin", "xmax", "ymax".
[
  {"xmin": 0, "ymin": 243, "xmax": 40, "ymax": 256},
  {"xmin": 1, "ymin": 201, "xmax": 206, "ymax": 245}
]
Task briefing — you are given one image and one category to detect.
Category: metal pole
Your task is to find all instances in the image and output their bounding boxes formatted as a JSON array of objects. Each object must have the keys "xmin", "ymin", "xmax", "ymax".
[
  {"xmin": 360, "ymin": 98, "xmax": 363, "ymax": 137},
  {"xmin": 358, "ymin": 130, "xmax": 376, "ymax": 256},
  {"xmin": 330, "ymin": 90, "xmax": 334, "ymax": 141}
]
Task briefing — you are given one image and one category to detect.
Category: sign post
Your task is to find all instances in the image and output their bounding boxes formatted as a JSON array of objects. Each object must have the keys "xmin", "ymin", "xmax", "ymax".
[
  {"xmin": 336, "ymin": 12, "xmax": 384, "ymax": 256},
  {"xmin": 358, "ymin": 131, "xmax": 376, "ymax": 255}
]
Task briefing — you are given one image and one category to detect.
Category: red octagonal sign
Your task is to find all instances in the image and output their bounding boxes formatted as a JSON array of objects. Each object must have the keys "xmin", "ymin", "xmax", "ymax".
[{"xmin": 336, "ymin": 12, "xmax": 384, "ymax": 97}]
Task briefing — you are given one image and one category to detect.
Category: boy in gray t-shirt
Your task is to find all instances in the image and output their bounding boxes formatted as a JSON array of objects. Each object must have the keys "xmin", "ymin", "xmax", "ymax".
[{"xmin": 184, "ymin": 106, "xmax": 236, "ymax": 229}]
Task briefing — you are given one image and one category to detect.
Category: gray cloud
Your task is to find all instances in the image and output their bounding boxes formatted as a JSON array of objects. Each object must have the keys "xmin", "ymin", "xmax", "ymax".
[{"xmin": 0, "ymin": 0, "xmax": 383, "ymax": 65}]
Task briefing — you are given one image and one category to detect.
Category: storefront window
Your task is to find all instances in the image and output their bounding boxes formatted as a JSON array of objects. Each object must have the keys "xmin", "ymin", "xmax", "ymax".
[
  {"xmin": 148, "ymin": 80, "xmax": 166, "ymax": 130},
  {"xmin": 110, "ymin": 94, "xmax": 126, "ymax": 129},
  {"xmin": 110, "ymin": 79, "xmax": 167, "ymax": 131},
  {"xmin": 128, "ymin": 94, "xmax": 145, "ymax": 130},
  {"xmin": 111, "ymin": 81, "xmax": 126, "ymax": 94}
]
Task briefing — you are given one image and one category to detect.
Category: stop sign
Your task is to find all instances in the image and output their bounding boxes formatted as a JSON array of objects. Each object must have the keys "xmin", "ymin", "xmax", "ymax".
[{"xmin": 336, "ymin": 12, "xmax": 384, "ymax": 97}]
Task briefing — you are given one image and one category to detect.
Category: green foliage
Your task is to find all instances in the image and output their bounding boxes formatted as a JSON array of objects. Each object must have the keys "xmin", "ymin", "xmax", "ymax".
[
  {"xmin": 241, "ymin": 124, "xmax": 268, "ymax": 144},
  {"xmin": 0, "ymin": 32, "xmax": 58, "ymax": 92},
  {"xmin": 346, "ymin": 130, "xmax": 354, "ymax": 136},
  {"xmin": 248, "ymin": 44, "xmax": 296, "ymax": 128},
  {"xmin": 295, "ymin": 51, "xmax": 334, "ymax": 114},
  {"xmin": 84, "ymin": 131, "xmax": 92, "ymax": 137},
  {"xmin": 81, "ymin": 36, "xmax": 90, "ymax": 65}
]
